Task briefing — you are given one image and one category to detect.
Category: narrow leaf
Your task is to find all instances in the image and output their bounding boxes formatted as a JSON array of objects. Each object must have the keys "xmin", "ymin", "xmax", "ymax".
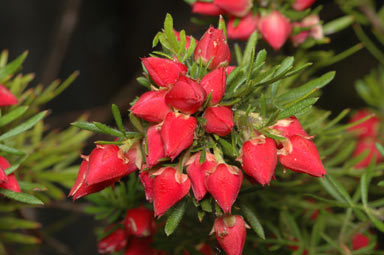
[
  {"xmin": 0, "ymin": 190, "xmax": 44, "ymax": 205},
  {"xmin": 240, "ymin": 201, "xmax": 265, "ymax": 239},
  {"xmin": 165, "ymin": 200, "xmax": 186, "ymax": 236}
]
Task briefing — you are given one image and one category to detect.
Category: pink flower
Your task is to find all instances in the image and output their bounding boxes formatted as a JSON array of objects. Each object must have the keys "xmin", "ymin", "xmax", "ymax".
[
  {"xmin": 194, "ymin": 27, "xmax": 231, "ymax": 70},
  {"xmin": 213, "ymin": 0, "xmax": 253, "ymax": 17},
  {"xmin": 0, "ymin": 84, "xmax": 18, "ymax": 107},
  {"xmin": 227, "ymin": 14, "xmax": 259, "ymax": 41},
  {"xmin": 259, "ymin": 11, "xmax": 292, "ymax": 50},
  {"xmin": 192, "ymin": 1, "xmax": 222, "ymax": 16},
  {"xmin": 292, "ymin": 0, "xmax": 316, "ymax": 11},
  {"xmin": 348, "ymin": 109, "xmax": 380, "ymax": 139}
]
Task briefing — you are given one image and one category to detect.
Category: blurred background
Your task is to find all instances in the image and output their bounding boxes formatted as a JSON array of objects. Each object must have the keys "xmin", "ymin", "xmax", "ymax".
[{"xmin": 0, "ymin": 0, "xmax": 380, "ymax": 254}]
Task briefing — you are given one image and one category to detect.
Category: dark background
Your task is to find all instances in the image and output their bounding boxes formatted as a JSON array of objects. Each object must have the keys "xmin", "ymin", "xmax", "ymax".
[{"xmin": 0, "ymin": 0, "xmax": 380, "ymax": 254}]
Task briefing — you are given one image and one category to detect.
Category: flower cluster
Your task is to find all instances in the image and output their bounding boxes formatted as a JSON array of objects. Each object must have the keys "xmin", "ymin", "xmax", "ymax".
[
  {"xmin": 348, "ymin": 110, "xmax": 382, "ymax": 168},
  {"xmin": 70, "ymin": 22, "xmax": 327, "ymax": 254},
  {"xmin": 190, "ymin": 0, "xmax": 323, "ymax": 49}
]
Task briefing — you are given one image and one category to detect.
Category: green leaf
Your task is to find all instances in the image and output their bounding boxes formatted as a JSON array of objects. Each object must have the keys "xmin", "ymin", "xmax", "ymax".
[
  {"xmin": 0, "ymin": 51, "xmax": 28, "ymax": 82},
  {"xmin": 0, "ymin": 190, "xmax": 44, "ymax": 205},
  {"xmin": 129, "ymin": 112, "xmax": 144, "ymax": 133},
  {"xmin": 0, "ymin": 111, "xmax": 47, "ymax": 141},
  {"xmin": 376, "ymin": 143, "xmax": 384, "ymax": 157},
  {"xmin": 311, "ymin": 213, "xmax": 325, "ymax": 246},
  {"xmin": 277, "ymin": 71, "xmax": 335, "ymax": 103},
  {"xmin": 0, "ymin": 217, "xmax": 40, "ymax": 230},
  {"xmin": 241, "ymin": 32, "xmax": 258, "ymax": 66},
  {"xmin": 240, "ymin": 201, "xmax": 265, "ymax": 239},
  {"xmin": 111, "ymin": 104, "xmax": 126, "ymax": 134},
  {"xmin": 277, "ymin": 97, "xmax": 319, "ymax": 120},
  {"xmin": 18, "ymin": 181, "xmax": 47, "ymax": 192},
  {"xmin": 0, "ymin": 232, "xmax": 40, "ymax": 244},
  {"xmin": 93, "ymin": 122, "xmax": 125, "ymax": 137},
  {"xmin": 0, "ymin": 144, "xmax": 25, "ymax": 155},
  {"xmin": 0, "ymin": 106, "xmax": 29, "ymax": 128},
  {"xmin": 200, "ymin": 197, "xmax": 212, "ymax": 213},
  {"xmin": 163, "ymin": 13, "xmax": 179, "ymax": 54},
  {"xmin": 165, "ymin": 200, "xmax": 186, "ymax": 236},
  {"xmin": 323, "ymin": 15, "xmax": 354, "ymax": 35}
]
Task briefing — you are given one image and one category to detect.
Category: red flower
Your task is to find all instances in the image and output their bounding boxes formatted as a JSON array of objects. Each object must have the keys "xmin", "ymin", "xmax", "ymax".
[
  {"xmin": 124, "ymin": 206, "xmax": 155, "ymax": 237},
  {"xmin": 165, "ymin": 75, "xmax": 206, "ymax": 114},
  {"xmin": 0, "ymin": 156, "xmax": 10, "ymax": 183},
  {"xmin": 353, "ymin": 138, "xmax": 382, "ymax": 169},
  {"xmin": 348, "ymin": 110, "xmax": 380, "ymax": 139},
  {"xmin": 278, "ymin": 135, "xmax": 326, "ymax": 177},
  {"xmin": 214, "ymin": 215, "xmax": 246, "ymax": 255},
  {"xmin": 130, "ymin": 90, "xmax": 171, "ymax": 123},
  {"xmin": 227, "ymin": 14, "xmax": 259, "ymax": 41},
  {"xmin": 152, "ymin": 167, "xmax": 191, "ymax": 218},
  {"xmin": 145, "ymin": 125, "xmax": 165, "ymax": 168},
  {"xmin": 352, "ymin": 232, "xmax": 370, "ymax": 250},
  {"xmin": 200, "ymin": 67, "xmax": 226, "ymax": 105},
  {"xmin": 205, "ymin": 163, "xmax": 243, "ymax": 214},
  {"xmin": 240, "ymin": 136, "xmax": 277, "ymax": 185},
  {"xmin": 160, "ymin": 112, "xmax": 197, "ymax": 161},
  {"xmin": 194, "ymin": 27, "xmax": 231, "ymax": 70},
  {"xmin": 0, "ymin": 173, "xmax": 21, "ymax": 193},
  {"xmin": 98, "ymin": 226, "xmax": 127, "ymax": 254},
  {"xmin": 141, "ymin": 57, "xmax": 187, "ymax": 88},
  {"xmin": 203, "ymin": 106, "xmax": 234, "ymax": 136},
  {"xmin": 185, "ymin": 152, "xmax": 217, "ymax": 201}
]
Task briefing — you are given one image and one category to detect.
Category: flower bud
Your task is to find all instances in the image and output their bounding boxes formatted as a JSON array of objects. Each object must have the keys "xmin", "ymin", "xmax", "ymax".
[
  {"xmin": 0, "ymin": 174, "xmax": 21, "ymax": 193},
  {"xmin": 185, "ymin": 152, "xmax": 217, "ymax": 201},
  {"xmin": 278, "ymin": 135, "xmax": 326, "ymax": 177},
  {"xmin": 348, "ymin": 110, "xmax": 380, "ymax": 139},
  {"xmin": 123, "ymin": 206, "xmax": 155, "ymax": 237},
  {"xmin": 130, "ymin": 90, "xmax": 171, "ymax": 123},
  {"xmin": 0, "ymin": 156, "xmax": 10, "ymax": 183},
  {"xmin": 213, "ymin": 0, "xmax": 253, "ymax": 17},
  {"xmin": 192, "ymin": 1, "xmax": 222, "ymax": 16},
  {"xmin": 69, "ymin": 158, "xmax": 118, "ymax": 200},
  {"xmin": 259, "ymin": 11, "xmax": 292, "ymax": 50},
  {"xmin": 98, "ymin": 226, "xmax": 127, "ymax": 254},
  {"xmin": 200, "ymin": 68, "xmax": 226, "ymax": 105},
  {"xmin": 292, "ymin": 0, "xmax": 316, "ymax": 11},
  {"xmin": 353, "ymin": 138, "xmax": 382, "ymax": 169},
  {"xmin": 152, "ymin": 167, "xmax": 191, "ymax": 218},
  {"xmin": 302, "ymin": 15, "xmax": 323, "ymax": 40},
  {"xmin": 205, "ymin": 163, "xmax": 243, "ymax": 214},
  {"xmin": 240, "ymin": 136, "xmax": 277, "ymax": 185},
  {"xmin": 203, "ymin": 106, "xmax": 234, "ymax": 136},
  {"xmin": 145, "ymin": 125, "xmax": 165, "ymax": 168},
  {"xmin": 141, "ymin": 57, "xmax": 187, "ymax": 88},
  {"xmin": 272, "ymin": 116, "xmax": 308, "ymax": 138},
  {"xmin": 352, "ymin": 232, "xmax": 371, "ymax": 251},
  {"xmin": 291, "ymin": 22, "xmax": 310, "ymax": 47},
  {"xmin": 161, "ymin": 112, "xmax": 197, "ymax": 160},
  {"xmin": 0, "ymin": 84, "xmax": 18, "ymax": 107},
  {"xmin": 214, "ymin": 215, "xmax": 246, "ymax": 255},
  {"xmin": 85, "ymin": 144, "xmax": 139, "ymax": 185},
  {"xmin": 139, "ymin": 169, "xmax": 154, "ymax": 203},
  {"xmin": 227, "ymin": 14, "xmax": 259, "ymax": 41},
  {"xmin": 194, "ymin": 27, "xmax": 231, "ymax": 70},
  {"xmin": 124, "ymin": 237, "xmax": 155, "ymax": 255},
  {"xmin": 165, "ymin": 75, "xmax": 206, "ymax": 114},
  {"xmin": 225, "ymin": 66, "xmax": 236, "ymax": 75}
]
